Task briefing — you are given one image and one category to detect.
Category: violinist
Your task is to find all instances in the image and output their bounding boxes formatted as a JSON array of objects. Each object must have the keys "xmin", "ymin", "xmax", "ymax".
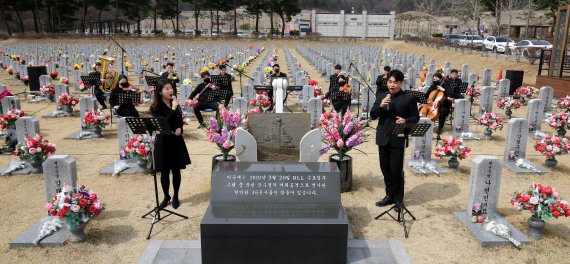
[
  {"xmin": 109, "ymin": 75, "xmax": 140, "ymax": 117},
  {"xmin": 424, "ymin": 73, "xmax": 453, "ymax": 138},
  {"xmin": 324, "ymin": 74, "xmax": 351, "ymax": 116},
  {"xmin": 329, "ymin": 64, "xmax": 342, "ymax": 89},
  {"xmin": 218, "ymin": 64, "xmax": 234, "ymax": 108},
  {"xmin": 188, "ymin": 71, "xmax": 219, "ymax": 128},
  {"xmin": 375, "ymin": 65, "xmax": 391, "ymax": 95}
]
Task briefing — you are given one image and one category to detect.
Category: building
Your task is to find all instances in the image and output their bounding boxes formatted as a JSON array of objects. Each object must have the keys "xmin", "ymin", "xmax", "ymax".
[{"xmin": 309, "ymin": 10, "xmax": 396, "ymax": 39}]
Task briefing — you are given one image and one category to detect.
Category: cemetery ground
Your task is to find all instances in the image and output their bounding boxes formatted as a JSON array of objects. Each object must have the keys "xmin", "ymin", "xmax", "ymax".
[{"xmin": 0, "ymin": 38, "xmax": 569, "ymax": 264}]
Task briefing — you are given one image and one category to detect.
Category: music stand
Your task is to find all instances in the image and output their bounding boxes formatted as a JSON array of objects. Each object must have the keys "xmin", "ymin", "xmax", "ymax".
[
  {"xmin": 126, "ymin": 117, "xmax": 188, "ymax": 239},
  {"xmin": 409, "ymin": 91, "xmax": 428, "ymax": 105},
  {"xmin": 145, "ymin": 76, "xmax": 164, "ymax": 88},
  {"xmin": 458, "ymin": 82, "xmax": 469, "ymax": 94},
  {"xmin": 374, "ymin": 122, "xmax": 430, "ymax": 238},
  {"xmin": 212, "ymin": 74, "xmax": 233, "ymax": 105},
  {"xmin": 329, "ymin": 74, "xmax": 338, "ymax": 89},
  {"xmin": 330, "ymin": 91, "xmax": 351, "ymax": 102},
  {"xmin": 81, "ymin": 75, "xmax": 102, "ymax": 96},
  {"xmin": 253, "ymin": 85, "xmax": 273, "ymax": 92},
  {"xmin": 118, "ymin": 92, "xmax": 142, "ymax": 105}
]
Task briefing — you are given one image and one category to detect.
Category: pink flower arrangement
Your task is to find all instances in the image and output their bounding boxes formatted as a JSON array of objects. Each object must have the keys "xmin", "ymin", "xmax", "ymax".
[
  {"xmin": 534, "ymin": 136, "xmax": 570, "ymax": 159},
  {"xmin": 82, "ymin": 110, "xmax": 110, "ymax": 129},
  {"xmin": 40, "ymin": 83, "xmax": 55, "ymax": 95},
  {"xmin": 513, "ymin": 85, "xmax": 538, "ymax": 105},
  {"xmin": 319, "ymin": 111, "xmax": 367, "ymax": 159},
  {"xmin": 434, "ymin": 136, "xmax": 471, "ymax": 160},
  {"xmin": 496, "ymin": 97, "xmax": 522, "ymax": 111},
  {"xmin": 45, "ymin": 183, "xmax": 105, "ymax": 229},
  {"xmin": 57, "ymin": 92, "xmax": 79, "ymax": 108},
  {"xmin": 314, "ymin": 87, "xmax": 323, "ymax": 97},
  {"xmin": 0, "ymin": 109, "xmax": 24, "ymax": 130},
  {"xmin": 205, "ymin": 106, "xmax": 246, "ymax": 159},
  {"xmin": 547, "ymin": 112, "xmax": 569, "ymax": 130},
  {"xmin": 512, "ymin": 183, "xmax": 569, "ymax": 220},
  {"xmin": 466, "ymin": 86, "xmax": 481, "ymax": 98},
  {"xmin": 13, "ymin": 134, "xmax": 56, "ymax": 160},
  {"xmin": 0, "ymin": 89, "xmax": 12, "ymax": 99},
  {"xmin": 557, "ymin": 96, "xmax": 570, "ymax": 112},
  {"xmin": 20, "ymin": 76, "xmax": 29, "ymax": 85},
  {"xmin": 122, "ymin": 135, "xmax": 152, "ymax": 160},
  {"xmin": 479, "ymin": 113, "xmax": 504, "ymax": 131}
]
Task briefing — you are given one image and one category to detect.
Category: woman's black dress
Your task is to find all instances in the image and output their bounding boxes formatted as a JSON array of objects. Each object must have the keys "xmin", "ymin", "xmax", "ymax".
[{"xmin": 151, "ymin": 103, "xmax": 191, "ymax": 172}]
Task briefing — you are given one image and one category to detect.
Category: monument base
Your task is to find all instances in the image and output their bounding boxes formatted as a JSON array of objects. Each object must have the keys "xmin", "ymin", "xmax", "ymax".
[
  {"xmin": 10, "ymin": 216, "xmax": 68, "ymax": 248},
  {"xmin": 407, "ymin": 159, "xmax": 448, "ymax": 174},
  {"xmin": 100, "ymin": 159, "xmax": 150, "ymax": 175},
  {"xmin": 454, "ymin": 131, "xmax": 481, "ymax": 140},
  {"xmin": 0, "ymin": 160, "xmax": 33, "ymax": 176},
  {"xmin": 503, "ymin": 159, "xmax": 550, "ymax": 173},
  {"xmin": 42, "ymin": 110, "xmax": 76, "ymax": 118},
  {"xmin": 454, "ymin": 211, "xmax": 530, "ymax": 248},
  {"xmin": 64, "ymin": 129, "xmax": 101, "ymax": 140}
]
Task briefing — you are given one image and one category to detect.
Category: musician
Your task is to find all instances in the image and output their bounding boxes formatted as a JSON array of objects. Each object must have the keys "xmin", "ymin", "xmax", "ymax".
[
  {"xmin": 161, "ymin": 62, "xmax": 179, "ymax": 95},
  {"xmin": 444, "ymin": 69, "xmax": 464, "ymax": 99},
  {"xmin": 427, "ymin": 72, "xmax": 460, "ymax": 138},
  {"xmin": 375, "ymin": 66, "xmax": 391, "ymax": 95},
  {"xmin": 150, "ymin": 80, "xmax": 191, "ymax": 209},
  {"xmin": 188, "ymin": 71, "xmax": 219, "ymax": 128},
  {"xmin": 218, "ymin": 64, "xmax": 233, "ymax": 108},
  {"xmin": 329, "ymin": 64, "xmax": 342, "ymax": 89},
  {"xmin": 98, "ymin": 72, "xmax": 115, "ymax": 110},
  {"xmin": 109, "ymin": 75, "xmax": 140, "ymax": 117},
  {"xmin": 267, "ymin": 63, "xmax": 287, "ymax": 111},
  {"xmin": 88, "ymin": 62, "xmax": 108, "ymax": 109},
  {"xmin": 370, "ymin": 69, "xmax": 419, "ymax": 209},
  {"xmin": 324, "ymin": 74, "xmax": 351, "ymax": 117}
]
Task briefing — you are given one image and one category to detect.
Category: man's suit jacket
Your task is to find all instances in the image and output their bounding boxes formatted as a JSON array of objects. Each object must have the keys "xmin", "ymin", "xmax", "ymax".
[{"xmin": 370, "ymin": 90, "xmax": 420, "ymax": 147}]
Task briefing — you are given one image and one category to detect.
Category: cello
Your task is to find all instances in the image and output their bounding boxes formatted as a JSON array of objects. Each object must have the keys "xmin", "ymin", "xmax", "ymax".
[{"xmin": 419, "ymin": 85, "xmax": 447, "ymax": 121}]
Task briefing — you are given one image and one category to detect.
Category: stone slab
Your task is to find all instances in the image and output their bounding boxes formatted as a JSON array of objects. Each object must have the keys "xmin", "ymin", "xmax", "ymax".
[
  {"xmin": 100, "ymin": 160, "xmax": 150, "ymax": 175},
  {"xmin": 406, "ymin": 159, "xmax": 448, "ymax": 174},
  {"xmin": 0, "ymin": 160, "xmax": 33, "ymax": 175},
  {"xmin": 64, "ymin": 130, "xmax": 100, "ymax": 140},
  {"xmin": 137, "ymin": 239, "xmax": 410, "ymax": 264},
  {"xmin": 454, "ymin": 211, "xmax": 530, "ymax": 248},
  {"xmin": 503, "ymin": 159, "xmax": 550, "ymax": 173},
  {"xmin": 42, "ymin": 110, "xmax": 77, "ymax": 118},
  {"xmin": 9, "ymin": 216, "xmax": 68, "ymax": 248}
]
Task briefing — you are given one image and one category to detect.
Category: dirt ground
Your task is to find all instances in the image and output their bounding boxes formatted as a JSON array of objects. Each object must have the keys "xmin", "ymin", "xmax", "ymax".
[{"xmin": 0, "ymin": 39, "xmax": 568, "ymax": 264}]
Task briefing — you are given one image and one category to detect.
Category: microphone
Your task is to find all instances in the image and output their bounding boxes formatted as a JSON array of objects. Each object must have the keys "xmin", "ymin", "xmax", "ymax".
[
  {"xmin": 349, "ymin": 62, "xmax": 353, "ymax": 69},
  {"xmin": 386, "ymin": 94, "xmax": 391, "ymax": 111}
]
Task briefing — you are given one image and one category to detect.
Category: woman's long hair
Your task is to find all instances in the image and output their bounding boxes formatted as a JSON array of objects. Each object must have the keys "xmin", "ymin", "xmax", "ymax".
[{"xmin": 150, "ymin": 79, "xmax": 169, "ymax": 115}]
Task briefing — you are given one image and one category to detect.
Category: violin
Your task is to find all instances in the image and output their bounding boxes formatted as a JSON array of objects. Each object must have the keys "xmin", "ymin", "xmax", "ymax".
[{"xmin": 419, "ymin": 86, "xmax": 447, "ymax": 121}]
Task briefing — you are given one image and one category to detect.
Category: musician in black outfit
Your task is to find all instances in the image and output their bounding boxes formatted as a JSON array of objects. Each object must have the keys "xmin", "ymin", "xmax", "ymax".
[
  {"xmin": 324, "ymin": 74, "xmax": 351, "ymax": 117},
  {"xmin": 109, "ymin": 75, "xmax": 140, "ymax": 117},
  {"xmin": 375, "ymin": 65, "xmax": 391, "ymax": 95},
  {"xmin": 371, "ymin": 70, "xmax": 420, "ymax": 209},
  {"xmin": 188, "ymin": 71, "xmax": 219, "ymax": 128},
  {"xmin": 161, "ymin": 62, "xmax": 179, "ymax": 95},
  {"xmin": 329, "ymin": 64, "xmax": 342, "ymax": 89},
  {"xmin": 218, "ymin": 64, "xmax": 233, "ymax": 108},
  {"xmin": 426, "ymin": 72, "xmax": 462, "ymax": 138},
  {"xmin": 89, "ymin": 62, "xmax": 109, "ymax": 109},
  {"xmin": 150, "ymin": 80, "xmax": 191, "ymax": 209},
  {"xmin": 267, "ymin": 64, "xmax": 287, "ymax": 112}
]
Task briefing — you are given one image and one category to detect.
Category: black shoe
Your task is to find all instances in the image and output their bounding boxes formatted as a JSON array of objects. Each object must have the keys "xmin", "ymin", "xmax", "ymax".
[
  {"xmin": 375, "ymin": 196, "xmax": 396, "ymax": 207},
  {"xmin": 436, "ymin": 134, "xmax": 441, "ymax": 141},
  {"xmin": 394, "ymin": 203, "xmax": 402, "ymax": 213},
  {"xmin": 172, "ymin": 196, "xmax": 180, "ymax": 209},
  {"xmin": 159, "ymin": 195, "xmax": 171, "ymax": 209}
]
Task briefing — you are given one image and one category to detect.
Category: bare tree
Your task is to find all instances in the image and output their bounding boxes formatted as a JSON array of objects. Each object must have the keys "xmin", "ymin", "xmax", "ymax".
[
  {"xmin": 502, "ymin": 0, "xmax": 524, "ymax": 37},
  {"xmin": 412, "ymin": 0, "xmax": 448, "ymax": 15}
]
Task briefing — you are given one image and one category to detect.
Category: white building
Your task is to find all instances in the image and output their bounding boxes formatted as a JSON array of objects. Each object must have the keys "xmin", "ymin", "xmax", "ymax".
[{"xmin": 310, "ymin": 10, "xmax": 396, "ymax": 39}]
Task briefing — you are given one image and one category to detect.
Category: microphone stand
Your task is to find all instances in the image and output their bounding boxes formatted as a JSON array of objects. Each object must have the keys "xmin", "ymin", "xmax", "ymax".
[
  {"xmin": 108, "ymin": 36, "xmax": 126, "ymax": 76},
  {"xmin": 349, "ymin": 62, "xmax": 373, "ymax": 127},
  {"xmin": 224, "ymin": 63, "xmax": 254, "ymax": 98}
]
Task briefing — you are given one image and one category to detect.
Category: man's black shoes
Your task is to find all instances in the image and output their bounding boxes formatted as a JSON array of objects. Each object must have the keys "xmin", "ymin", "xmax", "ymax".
[{"xmin": 375, "ymin": 196, "xmax": 396, "ymax": 207}]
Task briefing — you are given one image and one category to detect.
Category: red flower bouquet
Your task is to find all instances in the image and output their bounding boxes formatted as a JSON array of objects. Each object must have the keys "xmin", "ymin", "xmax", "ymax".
[
  {"xmin": 513, "ymin": 85, "xmax": 538, "ymax": 105},
  {"xmin": 13, "ymin": 134, "xmax": 56, "ymax": 160},
  {"xmin": 497, "ymin": 97, "xmax": 522, "ymax": 111},
  {"xmin": 512, "ymin": 183, "xmax": 569, "ymax": 221},
  {"xmin": 122, "ymin": 135, "xmax": 152, "ymax": 160},
  {"xmin": 0, "ymin": 109, "xmax": 24, "ymax": 130},
  {"xmin": 249, "ymin": 92, "xmax": 271, "ymax": 112},
  {"xmin": 434, "ymin": 136, "xmax": 471, "ymax": 160},
  {"xmin": 45, "ymin": 183, "xmax": 105, "ymax": 229},
  {"xmin": 82, "ymin": 110, "xmax": 110, "ymax": 129},
  {"xmin": 479, "ymin": 113, "xmax": 504, "ymax": 131},
  {"xmin": 534, "ymin": 136, "xmax": 570, "ymax": 159},
  {"xmin": 57, "ymin": 93, "xmax": 80, "ymax": 108},
  {"xmin": 557, "ymin": 96, "xmax": 570, "ymax": 113},
  {"xmin": 50, "ymin": 71, "xmax": 58, "ymax": 80},
  {"xmin": 547, "ymin": 112, "xmax": 569, "ymax": 130}
]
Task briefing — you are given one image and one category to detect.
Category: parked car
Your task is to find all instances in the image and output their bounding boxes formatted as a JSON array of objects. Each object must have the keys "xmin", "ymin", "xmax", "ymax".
[
  {"xmin": 508, "ymin": 40, "xmax": 553, "ymax": 57},
  {"xmin": 237, "ymin": 31, "xmax": 248, "ymax": 38},
  {"xmin": 446, "ymin": 34, "xmax": 464, "ymax": 44},
  {"xmin": 483, "ymin": 36, "xmax": 515, "ymax": 53},
  {"xmin": 458, "ymin": 35, "xmax": 484, "ymax": 47}
]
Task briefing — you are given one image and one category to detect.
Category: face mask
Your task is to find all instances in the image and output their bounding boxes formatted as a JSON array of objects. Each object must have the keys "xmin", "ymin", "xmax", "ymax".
[
  {"xmin": 338, "ymin": 81, "xmax": 346, "ymax": 86},
  {"xmin": 120, "ymin": 82, "xmax": 129, "ymax": 88},
  {"xmin": 433, "ymin": 80, "xmax": 440, "ymax": 85},
  {"xmin": 204, "ymin": 78, "xmax": 211, "ymax": 83}
]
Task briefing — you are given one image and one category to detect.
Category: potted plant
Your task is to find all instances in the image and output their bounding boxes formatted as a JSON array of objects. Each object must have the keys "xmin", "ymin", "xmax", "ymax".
[
  {"xmin": 13, "ymin": 134, "xmax": 56, "ymax": 173},
  {"xmin": 205, "ymin": 106, "xmax": 246, "ymax": 169},
  {"xmin": 57, "ymin": 93, "xmax": 79, "ymax": 114},
  {"xmin": 497, "ymin": 97, "xmax": 522, "ymax": 119},
  {"xmin": 319, "ymin": 111, "xmax": 367, "ymax": 192},
  {"xmin": 478, "ymin": 113, "xmax": 504, "ymax": 139},
  {"xmin": 0, "ymin": 109, "xmax": 24, "ymax": 151},
  {"xmin": 547, "ymin": 111, "xmax": 569, "ymax": 137},
  {"xmin": 534, "ymin": 135, "xmax": 570, "ymax": 168},
  {"xmin": 44, "ymin": 183, "xmax": 105, "ymax": 242},
  {"xmin": 434, "ymin": 136, "xmax": 471, "ymax": 170},
  {"xmin": 40, "ymin": 83, "xmax": 55, "ymax": 101},
  {"xmin": 82, "ymin": 110, "xmax": 110, "ymax": 137},
  {"xmin": 248, "ymin": 92, "xmax": 272, "ymax": 113},
  {"xmin": 556, "ymin": 96, "xmax": 570, "ymax": 113},
  {"xmin": 122, "ymin": 135, "xmax": 152, "ymax": 171},
  {"xmin": 513, "ymin": 85, "xmax": 538, "ymax": 105},
  {"xmin": 511, "ymin": 183, "xmax": 569, "ymax": 239}
]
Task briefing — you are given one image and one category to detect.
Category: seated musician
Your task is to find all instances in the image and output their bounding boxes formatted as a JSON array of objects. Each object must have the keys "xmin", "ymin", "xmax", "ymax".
[
  {"xmin": 161, "ymin": 62, "xmax": 180, "ymax": 95},
  {"xmin": 109, "ymin": 75, "xmax": 140, "ymax": 117},
  {"xmin": 188, "ymin": 71, "xmax": 219, "ymax": 128},
  {"xmin": 218, "ymin": 64, "xmax": 234, "ymax": 108},
  {"xmin": 324, "ymin": 74, "xmax": 352, "ymax": 117},
  {"xmin": 97, "ymin": 72, "xmax": 115, "ymax": 110},
  {"xmin": 329, "ymin": 64, "xmax": 342, "ymax": 90},
  {"xmin": 267, "ymin": 64, "xmax": 287, "ymax": 111},
  {"xmin": 375, "ymin": 66, "xmax": 391, "ymax": 96},
  {"xmin": 88, "ymin": 62, "xmax": 110, "ymax": 109},
  {"xmin": 424, "ymin": 73, "xmax": 454, "ymax": 138},
  {"xmin": 444, "ymin": 69, "xmax": 465, "ymax": 99}
]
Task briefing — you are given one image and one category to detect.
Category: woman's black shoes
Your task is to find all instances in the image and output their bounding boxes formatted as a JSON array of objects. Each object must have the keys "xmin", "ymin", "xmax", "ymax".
[{"xmin": 172, "ymin": 196, "xmax": 180, "ymax": 209}]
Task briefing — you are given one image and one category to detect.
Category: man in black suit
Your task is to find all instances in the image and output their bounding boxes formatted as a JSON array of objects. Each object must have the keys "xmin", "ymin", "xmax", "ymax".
[
  {"xmin": 161, "ymin": 62, "xmax": 179, "ymax": 95},
  {"xmin": 267, "ymin": 63, "xmax": 287, "ymax": 112},
  {"xmin": 218, "ymin": 64, "xmax": 234, "ymax": 107},
  {"xmin": 370, "ymin": 69, "xmax": 420, "ymax": 209},
  {"xmin": 443, "ymin": 69, "xmax": 464, "ymax": 99},
  {"xmin": 375, "ymin": 65, "xmax": 391, "ymax": 96},
  {"xmin": 329, "ymin": 64, "xmax": 342, "ymax": 90}
]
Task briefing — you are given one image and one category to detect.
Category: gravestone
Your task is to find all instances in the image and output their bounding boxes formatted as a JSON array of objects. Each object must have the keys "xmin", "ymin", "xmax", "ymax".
[
  {"xmin": 235, "ymin": 128, "xmax": 257, "ymax": 162},
  {"xmin": 301, "ymin": 85, "xmax": 315, "ymax": 109},
  {"xmin": 42, "ymin": 155, "xmax": 78, "ymax": 203},
  {"xmin": 299, "ymin": 129, "xmax": 321, "ymax": 162},
  {"xmin": 100, "ymin": 117, "xmax": 149, "ymax": 175},
  {"xmin": 247, "ymin": 113, "xmax": 311, "ymax": 162},
  {"xmin": 482, "ymin": 69, "xmax": 492, "ymax": 86},
  {"xmin": 2, "ymin": 96, "xmax": 20, "ymax": 114},
  {"xmin": 361, "ymin": 87, "xmax": 375, "ymax": 119},
  {"xmin": 201, "ymin": 161, "xmax": 348, "ymax": 264},
  {"xmin": 539, "ymin": 86, "xmax": 554, "ymax": 114},
  {"xmin": 117, "ymin": 117, "xmax": 135, "ymax": 155},
  {"xmin": 425, "ymin": 72, "xmax": 434, "ymax": 87},
  {"xmin": 407, "ymin": 118, "xmax": 447, "ymax": 174},
  {"xmin": 497, "ymin": 79, "xmax": 510, "ymax": 100},
  {"xmin": 307, "ymin": 98, "xmax": 322, "ymax": 129},
  {"xmin": 454, "ymin": 155, "xmax": 529, "ymax": 248},
  {"xmin": 64, "ymin": 97, "xmax": 99, "ymax": 139},
  {"xmin": 479, "ymin": 86, "xmax": 494, "ymax": 116},
  {"xmin": 453, "ymin": 99, "xmax": 477, "ymax": 139},
  {"xmin": 468, "ymin": 73, "xmax": 478, "ymax": 87},
  {"xmin": 15, "ymin": 117, "xmax": 40, "ymax": 144},
  {"xmin": 231, "ymin": 97, "xmax": 248, "ymax": 116},
  {"xmin": 526, "ymin": 99, "xmax": 545, "ymax": 139},
  {"xmin": 503, "ymin": 118, "xmax": 548, "ymax": 173},
  {"xmin": 461, "ymin": 64, "xmax": 469, "ymax": 82},
  {"xmin": 179, "ymin": 84, "xmax": 193, "ymax": 115}
]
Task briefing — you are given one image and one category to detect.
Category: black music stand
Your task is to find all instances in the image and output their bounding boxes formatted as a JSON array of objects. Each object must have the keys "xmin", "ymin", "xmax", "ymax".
[
  {"xmin": 329, "ymin": 75, "xmax": 338, "ymax": 89},
  {"xmin": 375, "ymin": 122, "xmax": 431, "ymax": 238},
  {"xmin": 212, "ymin": 74, "xmax": 233, "ymax": 105},
  {"xmin": 330, "ymin": 91, "xmax": 351, "ymax": 102},
  {"xmin": 458, "ymin": 82, "xmax": 469, "ymax": 94},
  {"xmin": 81, "ymin": 75, "xmax": 101, "ymax": 95},
  {"xmin": 283, "ymin": 85, "xmax": 304, "ymax": 113},
  {"xmin": 145, "ymin": 76, "xmax": 165, "ymax": 88},
  {"xmin": 118, "ymin": 92, "xmax": 142, "ymax": 105},
  {"xmin": 126, "ymin": 117, "xmax": 188, "ymax": 239},
  {"xmin": 409, "ymin": 91, "xmax": 428, "ymax": 105}
]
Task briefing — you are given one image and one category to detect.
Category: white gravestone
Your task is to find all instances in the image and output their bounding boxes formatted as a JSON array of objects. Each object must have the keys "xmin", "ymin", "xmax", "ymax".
[
  {"xmin": 482, "ymin": 69, "xmax": 492, "ymax": 86},
  {"xmin": 1, "ymin": 96, "xmax": 21, "ymax": 114},
  {"xmin": 307, "ymin": 98, "xmax": 323, "ymax": 129},
  {"xmin": 231, "ymin": 97, "xmax": 248, "ymax": 116},
  {"xmin": 503, "ymin": 118, "xmax": 548, "ymax": 173},
  {"xmin": 299, "ymin": 129, "xmax": 321, "ymax": 162},
  {"xmin": 526, "ymin": 99, "xmax": 545, "ymax": 139},
  {"xmin": 539, "ymin": 86, "xmax": 554, "ymax": 114},
  {"xmin": 15, "ymin": 117, "xmax": 40, "ymax": 144},
  {"xmin": 453, "ymin": 99, "xmax": 477, "ymax": 138},
  {"xmin": 497, "ymin": 79, "xmax": 510, "ymax": 101},
  {"xmin": 42, "ymin": 155, "xmax": 78, "ymax": 203},
  {"xmin": 235, "ymin": 128, "xmax": 257, "ymax": 162},
  {"xmin": 479, "ymin": 86, "xmax": 494, "ymax": 116},
  {"xmin": 302, "ymin": 85, "xmax": 315, "ymax": 110},
  {"xmin": 408, "ymin": 118, "xmax": 448, "ymax": 174}
]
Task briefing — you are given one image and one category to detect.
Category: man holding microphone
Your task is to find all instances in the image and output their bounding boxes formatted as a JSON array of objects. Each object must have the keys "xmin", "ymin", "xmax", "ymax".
[{"xmin": 370, "ymin": 70, "xmax": 420, "ymax": 210}]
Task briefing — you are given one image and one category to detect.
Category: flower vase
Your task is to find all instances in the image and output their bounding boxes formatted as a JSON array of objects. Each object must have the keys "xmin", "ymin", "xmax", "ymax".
[
  {"xmin": 48, "ymin": 94, "xmax": 55, "ymax": 102},
  {"xmin": 93, "ymin": 126, "xmax": 103, "ymax": 138},
  {"xmin": 483, "ymin": 127, "xmax": 493, "ymax": 140},
  {"xmin": 505, "ymin": 108, "xmax": 512, "ymax": 119},
  {"xmin": 557, "ymin": 128, "xmax": 566, "ymax": 137},
  {"xmin": 29, "ymin": 158, "xmax": 44, "ymax": 173},
  {"xmin": 527, "ymin": 216, "xmax": 545, "ymax": 239},
  {"xmin": 545, "ymin": 157, "xmax": 557, "ymax": 168},
  {"xmin": 329, "ymin": 154, "xmax": 353, "ymax": 192},
  {"xmin": 137, "ymin": 159, "xmax": 149, "ymax": 172},
  {"xmin": 67, "ymin": 221, "xmax": 88, "ymax": 242},
  {"xmin": 63, "ymin": 105, "xmax": 73, "ymax": 115},
  {"xmin": 211, "ymin": 154, "xmax": 236, "ymax": 172},
  {"xmin": 5, "ymin": 128, "xmax": 17, "ymax": 151},
  {"xmin": 448, "ymin": 158, "xmax": 459, "ymax": 170}
]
